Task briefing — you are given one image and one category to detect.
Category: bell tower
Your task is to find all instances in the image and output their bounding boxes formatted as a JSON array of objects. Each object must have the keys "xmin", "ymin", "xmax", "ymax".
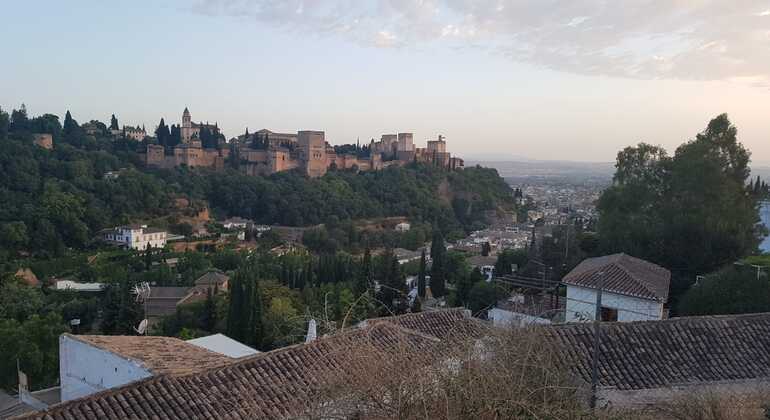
[{"xmin": 181, "ymin": 107, "xmax": 192, "ymax": 142}]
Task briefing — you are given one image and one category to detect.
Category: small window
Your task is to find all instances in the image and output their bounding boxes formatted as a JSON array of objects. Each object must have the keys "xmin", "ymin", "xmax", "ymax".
[{"xmin": 600, "ymin": 306, "xmax": 618, "ymax": 322}]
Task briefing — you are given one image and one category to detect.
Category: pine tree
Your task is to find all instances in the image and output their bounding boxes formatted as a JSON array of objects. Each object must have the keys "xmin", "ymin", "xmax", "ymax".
[
  {"xmin": 110, "ymin": 114, "xmax": 119, "ymax": 131},
  {"xmin": 430, "ymin": 231, "xmax": 447, "ymax": 297},
  {"xmin": 417, "ymin": 249, "xmax": 426, "ymax": 299}
]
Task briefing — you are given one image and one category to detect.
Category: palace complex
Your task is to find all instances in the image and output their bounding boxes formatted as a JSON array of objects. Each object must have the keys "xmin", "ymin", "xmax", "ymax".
[{"xmin": 144, "ymin": 108, "xmax": 464, "ymax": 177}]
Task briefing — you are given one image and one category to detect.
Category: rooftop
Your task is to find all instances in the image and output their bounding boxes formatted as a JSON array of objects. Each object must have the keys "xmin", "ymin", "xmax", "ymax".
[
  {"xmin": 545, "ymin": 312, "xmax": 770, "ymax": 390},
  {"xmin": 19, "ymin": 309, "xmax": 477, "ymax": 420},
  {"xmin": 187, "ymin": 334, "xmax": 259, "ymax": 358},
  {"xmin": 561, "ymin": 253, "xmax": 670, "ymax": 302},
  {"xmin": 66, "ymin": 334, "xmax": 234, "ymax": 376}
]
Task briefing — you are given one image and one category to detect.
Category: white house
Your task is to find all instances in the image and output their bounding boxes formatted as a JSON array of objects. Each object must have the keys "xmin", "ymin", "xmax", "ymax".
[
  {"xmin": 101, "ymin": 225, "xmax": 167, "ymax": 250},
  {"xmin": 222, "ymin": 217, "xmax": 251, "ymax": 230},
  {"xmin": 394, "ymin": 222, "xmax": 411, "ymax": 232},
  {"xmin": 562, "ymin": 253, "xmax": 670, "ymax": 323}
]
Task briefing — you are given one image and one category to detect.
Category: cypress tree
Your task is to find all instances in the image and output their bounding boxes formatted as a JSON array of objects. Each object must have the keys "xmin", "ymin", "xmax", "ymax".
[
  {"xmin": 203, "ymin": 286, "xmax": 217, "ymax": 332},
  {"xmin": 226, "ymin": 271, "xmax": 245, "ymax": 341},
  {"xmin": 110, "ymin": 114, "xmax": 119, "ymax": 131},
  {"xmin": 356, "ymin": 247, "xmax": 372, "ymax": 295},
  {"xmin": 417, "ymin": 249, "xmax": 426, "ymax": 299},
  {"xmin": 430, "ymin": 231, "xmax": 447, "ymax": 297},
  {"xmin": 246, "ymin": 275, "xmax": 264, "ymax": 349}
]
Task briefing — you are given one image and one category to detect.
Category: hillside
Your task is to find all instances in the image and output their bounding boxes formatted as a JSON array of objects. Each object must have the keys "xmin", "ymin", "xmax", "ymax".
[{"xmin": 0, "ymin": 117, "xmax": 514, "ymax": 261}]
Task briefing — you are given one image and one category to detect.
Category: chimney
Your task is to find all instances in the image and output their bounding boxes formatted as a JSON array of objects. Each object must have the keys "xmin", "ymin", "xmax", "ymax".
[{"xmin": 305, "ymin": 319, "xmax": 317, "ymax": 343}]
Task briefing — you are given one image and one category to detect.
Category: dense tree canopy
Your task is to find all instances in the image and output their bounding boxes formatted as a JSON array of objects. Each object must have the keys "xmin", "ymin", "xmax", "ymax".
[{"xmin": 597, "ymin": 114, "xmax": 763, "ymax": 300}]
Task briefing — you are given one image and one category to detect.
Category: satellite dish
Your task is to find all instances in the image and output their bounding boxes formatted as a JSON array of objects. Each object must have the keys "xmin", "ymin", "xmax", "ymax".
[{"xmin": 134, "ymin": 319, "xmax": 148, "ymax": 335}]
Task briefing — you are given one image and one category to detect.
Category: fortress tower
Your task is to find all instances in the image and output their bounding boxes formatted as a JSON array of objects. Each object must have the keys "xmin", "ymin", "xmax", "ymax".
[{"xmin": 181, "ymin": 107, "xmax": 192, "ymax": 143}]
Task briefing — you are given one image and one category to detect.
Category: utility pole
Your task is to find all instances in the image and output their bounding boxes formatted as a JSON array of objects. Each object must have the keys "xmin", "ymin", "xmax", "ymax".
[{"xmin": 589, "ymin": 271, "xmax": 604, "ymax": 410}]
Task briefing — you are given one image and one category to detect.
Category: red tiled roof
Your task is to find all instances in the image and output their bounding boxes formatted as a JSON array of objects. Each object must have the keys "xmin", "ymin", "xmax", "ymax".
[
  {"xmin": 561, "ymin": 253, "xmax": 670, "ymax": 302},
  {"xmin": 67, "ymin": 334, "xmax": 234, "ymax": 375},
  {"xmin": 15, "ymin": 309, "xmax": 478, "ymax": 420}
]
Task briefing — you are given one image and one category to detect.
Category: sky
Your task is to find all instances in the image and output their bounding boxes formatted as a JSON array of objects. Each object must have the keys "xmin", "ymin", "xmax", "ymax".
[{"xmin": 1, "ymin": 0, "xmax": 769, "ymax": 163}]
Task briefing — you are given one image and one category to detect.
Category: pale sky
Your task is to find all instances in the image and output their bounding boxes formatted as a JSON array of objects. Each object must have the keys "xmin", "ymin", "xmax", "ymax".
[{"xmin": 2, "ymin": 1, "xmax": 769, "ymax": 163}]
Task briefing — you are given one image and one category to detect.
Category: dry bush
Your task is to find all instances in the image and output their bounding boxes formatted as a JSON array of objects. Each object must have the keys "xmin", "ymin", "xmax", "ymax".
[
  {"xmin": 595, "ymin": 391, "xmax": 770, "ymax": 420},
  {"xmin": 301, "ymin": 323, "xmax": 590, "ymax": 419}
]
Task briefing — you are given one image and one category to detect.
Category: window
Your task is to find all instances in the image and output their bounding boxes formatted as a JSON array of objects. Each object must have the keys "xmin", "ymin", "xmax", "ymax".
[{"xmin": 600, "ymin": 306, "xmax": 618, "ymax": 322}]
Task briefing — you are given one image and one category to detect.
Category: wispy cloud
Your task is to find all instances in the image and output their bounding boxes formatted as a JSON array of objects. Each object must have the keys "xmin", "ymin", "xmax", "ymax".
[{"xmin": 192, "ymin": 0, "xmax": 770, "ymax": 85}]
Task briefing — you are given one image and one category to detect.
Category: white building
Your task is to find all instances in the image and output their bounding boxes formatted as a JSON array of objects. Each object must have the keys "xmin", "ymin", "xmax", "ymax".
[
  {"xmin": 394, "ymin": 222, "xmax": 411, "ymax": 232},
  {"xmin": 562, "ymin": 253, "xmax": 670, "ymax": 323},
  {"xmin": 58, "ymin": 334, "xmax": 235, "ymax": 402},
  {"xmin": 222, "ymin": 217, "xmax": 250, "ymax": 230},
  {"xmin": 101, "ymin": 225, "xmax": 167, "ymax": 250}
]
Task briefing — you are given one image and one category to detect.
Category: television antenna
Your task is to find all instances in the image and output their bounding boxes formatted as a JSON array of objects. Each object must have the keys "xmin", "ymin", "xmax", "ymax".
[{"xmin": 131, "ymin": 282, "xmax": 151, "ymax": 335}]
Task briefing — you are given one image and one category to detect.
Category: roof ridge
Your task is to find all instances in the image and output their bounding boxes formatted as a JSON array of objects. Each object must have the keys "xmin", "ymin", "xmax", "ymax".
[
  {"xmin": 610, "ymin": 256, "xmax": 661, "ymax": 301},
  {"xmin": 546, "ymin": 311, "xmax": 770, "ymax": 330}
]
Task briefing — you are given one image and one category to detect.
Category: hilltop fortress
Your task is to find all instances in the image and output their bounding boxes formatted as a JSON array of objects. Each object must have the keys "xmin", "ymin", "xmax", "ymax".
[{"xmin": 144, "ymin": 108, "xmax": 464, "ymax": 177}]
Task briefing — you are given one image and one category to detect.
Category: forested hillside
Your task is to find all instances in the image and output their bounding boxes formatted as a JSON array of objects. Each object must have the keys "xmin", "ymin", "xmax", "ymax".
[{"xmin": 0, "ymin": 106, "xmax": 514, "ymax": 261}]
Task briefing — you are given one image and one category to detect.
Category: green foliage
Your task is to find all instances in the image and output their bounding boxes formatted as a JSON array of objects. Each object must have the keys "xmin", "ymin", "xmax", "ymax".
[
  {"xmin": 430, "ymin": 230, "xmax": 447, "ymax": 297},
  {"xmin": 0, "ymin": 312, "xmax": 67, "ymax": 392},
  {"xmin": 679, "ymin": 267, "xmax": 770, "ymax": 316},
  {"xmin": 417, "ymin": 249, "xmax": 426, "ymax": 299},
  {"xmin": 227, "ymin": 263, "xmax": 264, "ymax": 348},
  {"xmin": 468, "ymin": 281, "xmax": 498, "ymax": 315},
  {"xmin": 598, "ymin": 115, "xmax": 762, "ymax": 303},
  {"xmin": 495, "ymin": 248, "xmax": 529, "ymax": 276},
  {"xmin": 100, "ymin": 269, "xmax": 142, "ymax": 335},
  {"xmin": 0, "ymin": 106, "xmax": 9, "ymax": 140}
]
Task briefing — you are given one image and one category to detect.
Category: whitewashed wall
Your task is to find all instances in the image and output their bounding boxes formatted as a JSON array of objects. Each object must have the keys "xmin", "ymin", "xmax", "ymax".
[
  {"xmin": 565, "ymin": 285, "xmax": 664, "ymax": 323},
  {"xmin": 59, "ymin": 335, "xmax": 152, "ymax": 402},
  {"xmin": 489, "ymin": 307, "xmax": 551, "ymax": 327}
]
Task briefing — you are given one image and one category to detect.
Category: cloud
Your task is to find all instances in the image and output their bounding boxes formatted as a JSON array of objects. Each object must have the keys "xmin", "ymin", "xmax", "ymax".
[{"xmin": 192, "ymin": 0, "xmax": 770, "ymax": 85}]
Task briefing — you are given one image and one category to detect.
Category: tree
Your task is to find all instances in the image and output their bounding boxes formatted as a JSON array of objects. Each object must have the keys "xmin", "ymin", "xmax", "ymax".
[
  {"xmin": 598, "ymin": 115, "xmax": 761, "ymax": 304},
  {"xmin": 455, "ymin": 269, "xmax": 474, "ymax": 308},
  {"xmin": 202, "ymin": 286, "xmax": 217, "ymax": 331},
  {"xmin": 62, "ymin": 110, "xmax": 80, "ymax": 139},
  {"xmin": 679, "ymin": 267, "xmax": 770, "ymax": 316},
  {"xmin": 0, "ymin": 313, "xmax": 67, "ymax": 392},
  {"xmin": 356, "ymin": 247, "xmax": 372, "ymax": 295},
  {"xmin": 495, "ymin": 249, "xmax": 528, "ymax": 276},
  {"xmin": 468, "ymin": 281, "xmax": 497, "ymax": 315},
  {"xmin": 481, "ymin": 241, "xmax": 491, "ymax": 257},
  {"xmin": 430, "ymin": 231, "xmax": 447, "ymax": 297},
  {"xmin": 100, "ymin": 270, "xmax": 142, "ymax": 335},
  {"xmin": 226, "ymin": 264, "xmax": 264, "ymax": 348},
  {"xmin": 155, "ymin": 118, "xmax": 170, "ymax": 147},
  {"xmin": 9, "ymin": 104, "xmax": 30, "ymax": 133},
  {"xmin": 417, "ymin": 249, "xmax": 426, "ymax": 299},
  {"xmin": 0, "ymin": 107, "xmax": 9, "ymax": 140},
  {"xmin": 110, "ymin": 114, "xmax": 119, "ymax": 131}
]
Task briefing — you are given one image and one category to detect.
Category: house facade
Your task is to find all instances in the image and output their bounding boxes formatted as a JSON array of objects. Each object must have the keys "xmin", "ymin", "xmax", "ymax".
[
  {"xmin": 562, "ymin": 253, "xmax": 670, "ymax": 323},
  {"xmin": 101, "ymin": 225, "xmax": 167, "ymax": 250}
]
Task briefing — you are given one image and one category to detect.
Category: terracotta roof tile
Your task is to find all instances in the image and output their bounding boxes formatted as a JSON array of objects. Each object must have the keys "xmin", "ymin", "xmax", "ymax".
[
  {"xmin": 545, "ymin": 312, "xmax": 770, "ymax": 390},
  {"xmin": 562, "ymin": 253, "xmax": 671, "ymax": 301},
  {"xmin": 16, "ymin": 309, "xmax": 477, "ymax": 420},
  {"xmin": 67, "ymin": 334, "xmax": 234, "ymax": 375}
]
